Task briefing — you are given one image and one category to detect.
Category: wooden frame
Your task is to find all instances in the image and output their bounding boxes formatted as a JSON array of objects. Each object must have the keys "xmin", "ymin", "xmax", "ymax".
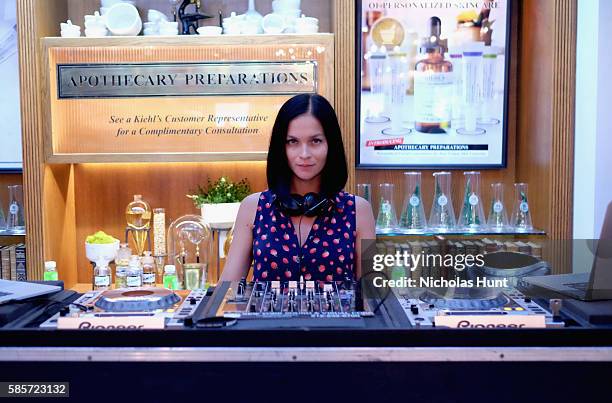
[{"xmin": 41, "ymin": 35, "xmax": 334, "ymax": 164}]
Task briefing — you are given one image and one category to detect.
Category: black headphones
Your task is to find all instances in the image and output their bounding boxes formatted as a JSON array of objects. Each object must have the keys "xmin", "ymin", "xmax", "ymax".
[{"xmin": 274, "ymin": 192, "xmax": 333, "ymax": 217}]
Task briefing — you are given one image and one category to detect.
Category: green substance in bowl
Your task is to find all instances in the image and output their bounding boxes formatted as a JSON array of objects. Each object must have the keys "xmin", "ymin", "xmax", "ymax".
[{"xmin": 86, "ymin": 231, "xmax": 119, "ymax": 244}]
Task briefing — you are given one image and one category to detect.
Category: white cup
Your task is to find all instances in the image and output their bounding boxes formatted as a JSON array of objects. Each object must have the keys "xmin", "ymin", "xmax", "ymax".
[
  {"xmin": 147, "ymin": 9, "xmax": 168, "ymax": 23},
  {"xmin": 294, "ymin": 24, "xmax": 318, "ymax": 34},
  {"xmin": 262, "ymin": 13, "xmax": 285, "ymax": 34},
  {"xmin": 197, "ymin": 26, "xmax": 223, "ymax": 36},
  {"xmin": 105, "ymin": 2, "xmax": 142, "ymax": 36},
  {"xmin": 223, "ymin": 24, "xmax": 242, "ymax": 35},
  {"xmin": 60, "ymin": 29, "xmax": 81, "ymax": 38}
]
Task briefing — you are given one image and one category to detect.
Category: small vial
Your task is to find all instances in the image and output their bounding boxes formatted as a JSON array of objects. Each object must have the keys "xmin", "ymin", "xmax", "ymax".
[
  {"xmin": 142, "ymin": 251, "xmax": 156, "ymax": 287},
  {"xmin": 94, "ymin": 263, "xmax": 111, "ymax": 291},
  {"xmin": 44, "ymin": 261, "xmax": 59, "ymax": 281},
  {"xmin": 183, "ymin": 263, "xmax": 201, "ymax": 290},
  {"xmin": 126, "ymin": 255, "xmax": 142, "ymax": 288},
  {"xmin": 115, "ymin": 266, "xmax": 128, "ymax": 288},
  {"xmin": 126, "ymin": 266, "xmax": 142, "ymax": 288},
  {"xmin": 163, "ymin": 265, "xmax": 179, "ymax": 290}
]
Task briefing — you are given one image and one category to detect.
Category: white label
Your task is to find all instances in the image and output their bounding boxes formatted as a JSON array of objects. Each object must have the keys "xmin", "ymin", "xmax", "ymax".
[
  {"xmin": 493, "ymin": 201, "xmax": 504, "ymax": 213},
  {"xmin": 469, "ymin": 194, "xmax": 479, "ymax": 206},
  {"xmin": 520, "ymin": 201, "xmax": 529, "ymax": 213},
  {"xmin": 409, "ymin": 195, "xmax": 420, "ymax": 207},
  {"xmin": 9, "ymin": 203, "xmax": 18, "ymax": 215},
  {"xmin": 127, "ymin": 275, "xmax": 142, "ymax": 287},
  {"xmin": 143, "ymin": 273, "xmax": 156, "ymax": 284},
  {"xmin": 435, "ymin": 314, "xmax": 545, "ymax": 329},
  {"xmin": 94, "ymin": 275, "xmax": 110, "ymax": 287},
  {"xmin": 437, "ymin": 195, "xmax": 448, "ymax": 207},
  {"xmin": 414, "ymin": 71, "xmax": 453, "ymax": 124}
]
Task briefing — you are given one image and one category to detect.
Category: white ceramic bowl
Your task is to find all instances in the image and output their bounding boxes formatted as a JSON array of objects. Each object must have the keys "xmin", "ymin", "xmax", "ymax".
[
  {"xmin": 60, "ymin": 29, "xmax": 81, "ymax": 38},
  {"xmin": 296, "ymin": 16, "xmax": 319, "ymax": 26},
  {"xmin": 197, "ymin": 26, "xmax": 223, "ymax": 36},
  {"xmin": 223, "ymin": 24, "xmax": 242, "ymax": 35},
  {"xmin": 105, "ymin": 2, "xmax": 142, "ymax": 36},
  {"xmin": 85, "ymin": 240, "xmax": 120, "ymax": 264},
  {"xmin": 262, "ymin": 13, "xmax": 285, "ymax": 34},
  {"xmin": 85, "ymin": 28, "xmax": 108, "ymax": 37}
]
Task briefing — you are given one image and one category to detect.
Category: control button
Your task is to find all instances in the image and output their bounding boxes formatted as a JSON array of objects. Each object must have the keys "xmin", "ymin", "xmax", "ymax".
[
  {"xmin": 410, "ymin": 306, "xmax": 419, "ymax": 315},
  {"xmin": 503, "ymin": 307, "xmax": 512, "ymax": 311},
  {"xmin": 524, "ymin": 297, "xmax": 532, "ymax": 303},
  {"xmin": 189, "ymin": 297, "xmax": 197, "ymax": 305},
  {"xmin": 515, "ymin": 307, "xmax": 524, "ymax": 311}
]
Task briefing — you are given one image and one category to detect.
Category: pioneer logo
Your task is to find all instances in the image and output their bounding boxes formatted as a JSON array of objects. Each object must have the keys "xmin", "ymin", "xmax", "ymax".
[
  {"xmin": 78, "ymin": 322, "xmax": 145, "ymax": 330},
  {"xmin": 456, "ymin": 320, "xmax": 526, "ymax": 329}
]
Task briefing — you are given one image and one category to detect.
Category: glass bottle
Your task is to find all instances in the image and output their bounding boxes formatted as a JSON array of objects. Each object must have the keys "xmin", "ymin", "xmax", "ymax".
[
  {"xmin": 126, "ymin": 255, "xmax": 142, "ymax": 288},
  {"xmin": 414, "ymin": 16, "xmax": 453, "ymax": 134},
  {"xmin": 376, "ymin": 183, "xmax": 398, "ymax": 232},
  {"xmin": 487, "ymin": 183, "xmax": 508, "ymax": 231},
  {"xmin": 141, "ymin": 251, "xmax": 156, "ymax": 286},
  {"xmin": 399, "ymin": 172, "xmax": 427, "ymax": 232},
  {"xmin": 163, "ymin": 265, "xmax": 179, "ymax": 290},
  {"xmin": 382, "ymin": 49, "xmax": 412, "ymax": 136},
  {"xmin": 115, "ymin": 266, "xmax": 127, "ymax": 288},
  {"xmin": 153, "ymin": 208, "xmax": 167, "ymax": 279},
  {"xmin": 357, "ymin": 184, "xmax": 372, "ymax": 204},
  {"xmin": 6, "ymin": 185, "xmax": 25, "ymax": 231},
  {"xmin": 458, "ymin": 171, "xmax": 487, "ymax": 231},
  {"xmin": 365, "ymin": 45, "xmax": 389, "ymax": 123},
  {"xmin": 125, "ymin": 194, "xmax": 151, "ymax": 256},
  {"xmin": 429, "ymin": 172, "xmax": 456, "ymax": 231},
  {"xmin": 511, "ymin": 183, "xmax": 533, "ymax": 232},
  {"xmin": 115, "ymin": 243, "xmax": 132, "ymax": 266},
  {"xmin": 93, "ymin": 260, "xmax": 111, "ymax": 291},
  {"xmin": 43, "ymin": 261, "xmax": 59, "ymax": 281},
  {"xmin": 184, "ymin": 263, "xmax": 202, "ymax": 290}
]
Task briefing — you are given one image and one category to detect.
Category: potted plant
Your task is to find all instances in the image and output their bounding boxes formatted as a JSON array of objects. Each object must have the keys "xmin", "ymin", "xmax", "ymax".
[{"xmin": 187, "ymin": 177, "xmax": 250, "ymax": 227}]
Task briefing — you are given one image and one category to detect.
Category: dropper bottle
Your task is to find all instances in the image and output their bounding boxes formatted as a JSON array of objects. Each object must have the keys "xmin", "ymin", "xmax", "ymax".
[{"xmin": 414, "ymin": 16, "xmax": 453, "ymax": 134}]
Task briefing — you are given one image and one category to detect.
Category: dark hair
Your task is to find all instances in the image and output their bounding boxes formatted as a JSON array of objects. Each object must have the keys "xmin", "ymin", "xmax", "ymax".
[{"xmin": 267, "ymin": 94, "xmax": 348, "ymax": 199}]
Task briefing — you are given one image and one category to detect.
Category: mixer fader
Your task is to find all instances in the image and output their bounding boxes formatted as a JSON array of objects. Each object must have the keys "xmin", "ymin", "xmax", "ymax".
[{"xmin": 210, "ymin": 278, "xmax": 369, "ymax": 319}]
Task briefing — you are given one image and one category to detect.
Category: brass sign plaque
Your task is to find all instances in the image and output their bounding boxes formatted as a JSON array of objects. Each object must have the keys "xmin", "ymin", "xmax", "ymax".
[{"xmin": 57, "ymin": 61, "xmax": 318, "ymax": 99}]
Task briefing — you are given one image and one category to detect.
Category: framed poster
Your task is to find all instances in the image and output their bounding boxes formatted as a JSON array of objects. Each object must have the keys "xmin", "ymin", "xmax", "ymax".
[
  {"xmin": 357, "ymin": 0, "xmax": 511, "ymax": 168},
  {"xmin": 0, "ymin": 0, "xmax": 21, "ymax": 171}
]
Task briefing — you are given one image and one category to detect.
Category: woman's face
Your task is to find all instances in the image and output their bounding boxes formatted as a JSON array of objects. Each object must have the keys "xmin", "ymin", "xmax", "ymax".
[{"xmin": 285, "ymin": 113, "xmax": 328, "ymax": 182}]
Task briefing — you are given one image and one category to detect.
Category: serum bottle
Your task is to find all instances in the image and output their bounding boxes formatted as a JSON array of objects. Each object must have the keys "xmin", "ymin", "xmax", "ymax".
[{"xmin": 414, "ymin": 16, "xmax": 453, "ymax": 134}]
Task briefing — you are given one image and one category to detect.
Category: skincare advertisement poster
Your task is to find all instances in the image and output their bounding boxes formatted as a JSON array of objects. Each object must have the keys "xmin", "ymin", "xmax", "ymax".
[{"xmin": 357, "ymin": 0, "xmax": 510, "ymax": 168}]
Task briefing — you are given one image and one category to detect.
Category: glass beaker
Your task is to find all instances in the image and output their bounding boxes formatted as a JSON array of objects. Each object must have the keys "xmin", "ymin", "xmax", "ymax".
[
  {"xmin": 357, "ymin": 184, "xmax": 372, "ymax": 203},
  {"xmin": 376, "ymin": 183, "xmax": 398, "ymax": 232},
  {"xmin": 382, "ymin": 50, "xmax": 412, "ymax": 136},
  {"xmin": 511, "ymin": 183, "xmax": 533, "ymax": 231},
  {"xmin": 6, "ymin": 185, "xmax": 25, "ymax": 231},
  {"xmin": 399, "ymin": 172, "xmax": 427, "ymax": 232},
  {"xmin": 125, "ymin": 194, "xmax": 151, "ymax": 256},
  {"xmin": 429, "ymin": 172, "xmax": 456, "ymax": 231},
  {"xmin": 487, "ymin": 183, "xmax": 508, "ymax": 231},
  {"xmin": 458, "ymin": 172, "xmax": 486, "ymax": 231},
  {"xmin": 365, "ymin": 46, "xmax": 390, "ymax": 123}
]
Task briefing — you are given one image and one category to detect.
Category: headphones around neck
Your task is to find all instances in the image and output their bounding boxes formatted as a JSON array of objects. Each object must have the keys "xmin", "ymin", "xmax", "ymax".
[{"xmin": 275, "ymin": 192, "xmax": 332, "ymax": 217}]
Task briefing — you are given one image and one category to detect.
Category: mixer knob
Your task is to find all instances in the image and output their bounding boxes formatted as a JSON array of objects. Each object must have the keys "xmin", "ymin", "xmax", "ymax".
[{"xmin": 189, "ymin": 297, "xmax": 197, "ymax": 305}]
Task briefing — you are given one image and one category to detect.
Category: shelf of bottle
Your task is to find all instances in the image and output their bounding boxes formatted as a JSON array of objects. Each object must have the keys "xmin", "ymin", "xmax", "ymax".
[
  {"xmin": 376, "ymin": 228, "xmax": 546, "ymax": 237},
  {"xmin": 0, "ymin": 229, "xmax": 26, "ymax": 237}
]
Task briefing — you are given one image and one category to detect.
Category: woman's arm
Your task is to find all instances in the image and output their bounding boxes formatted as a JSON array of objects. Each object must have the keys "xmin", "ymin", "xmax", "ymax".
[
  {"xmin": 219, "ymin": 192, "xmax": 260, "ymax": 282},
  {"xmin": 354, "ymin": 195, "xmax": 376, "ymax": 279}
]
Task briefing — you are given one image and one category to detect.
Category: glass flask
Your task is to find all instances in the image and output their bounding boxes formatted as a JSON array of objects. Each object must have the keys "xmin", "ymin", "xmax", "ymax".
[
  {"xmin": 399, "ymin": 172, "xmax": 427, "ymax": 232},
  {"xmin": 511, "ymin": 183, "xmax": 533, "ymax": 231},
  {"xmin": 167, "ymin": 215, "xmax": 211, "ymax": 289},
  {"xmin": 382, "ymin": 49, "xmax": 412, "ymax": 136},
  {"xmin": 365, "ymin": 46, "xmax": 390, "ymax": 123},
  {"xmin": 357, "ymin": 183, "xmax": 372, "ymax": 204},
  {"xmin": 429, "ymin": 172, "xmax": 456, "ymax": 231},
  {"xmin": 6, "ymin": 185, "xmax": 25, "ymax": 231},
  {"xmin": 125, "ymin": 194, "xmax": 151, "ymax": 256},
  {"xmin": 458, "ymin": 171, "xmax": 486, "ymax": 231},
  {"xmin": 487, "ymin": 183, "xmax": 508, "ymax": 231},
  {"xmin": 376, "ymin": 183, "xmax": 398, "ymax": 232}
]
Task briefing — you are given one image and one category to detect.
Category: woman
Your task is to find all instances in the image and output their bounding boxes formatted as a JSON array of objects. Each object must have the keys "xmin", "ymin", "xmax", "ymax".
[{"xmin": 221, "ymin": 94, "xmax": 375, "ymax": 282}]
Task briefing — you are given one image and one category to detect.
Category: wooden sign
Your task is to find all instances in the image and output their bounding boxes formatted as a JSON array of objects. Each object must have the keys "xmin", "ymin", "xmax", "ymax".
[{"xmin": 42, "ymin": 35, "xmax": 334, "ymax": 163}]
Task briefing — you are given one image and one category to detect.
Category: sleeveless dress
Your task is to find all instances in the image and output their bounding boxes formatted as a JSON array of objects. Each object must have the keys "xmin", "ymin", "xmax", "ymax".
[{"xmin": 251, "ymin": 190, "xmax": 357, "ymax": 282}]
